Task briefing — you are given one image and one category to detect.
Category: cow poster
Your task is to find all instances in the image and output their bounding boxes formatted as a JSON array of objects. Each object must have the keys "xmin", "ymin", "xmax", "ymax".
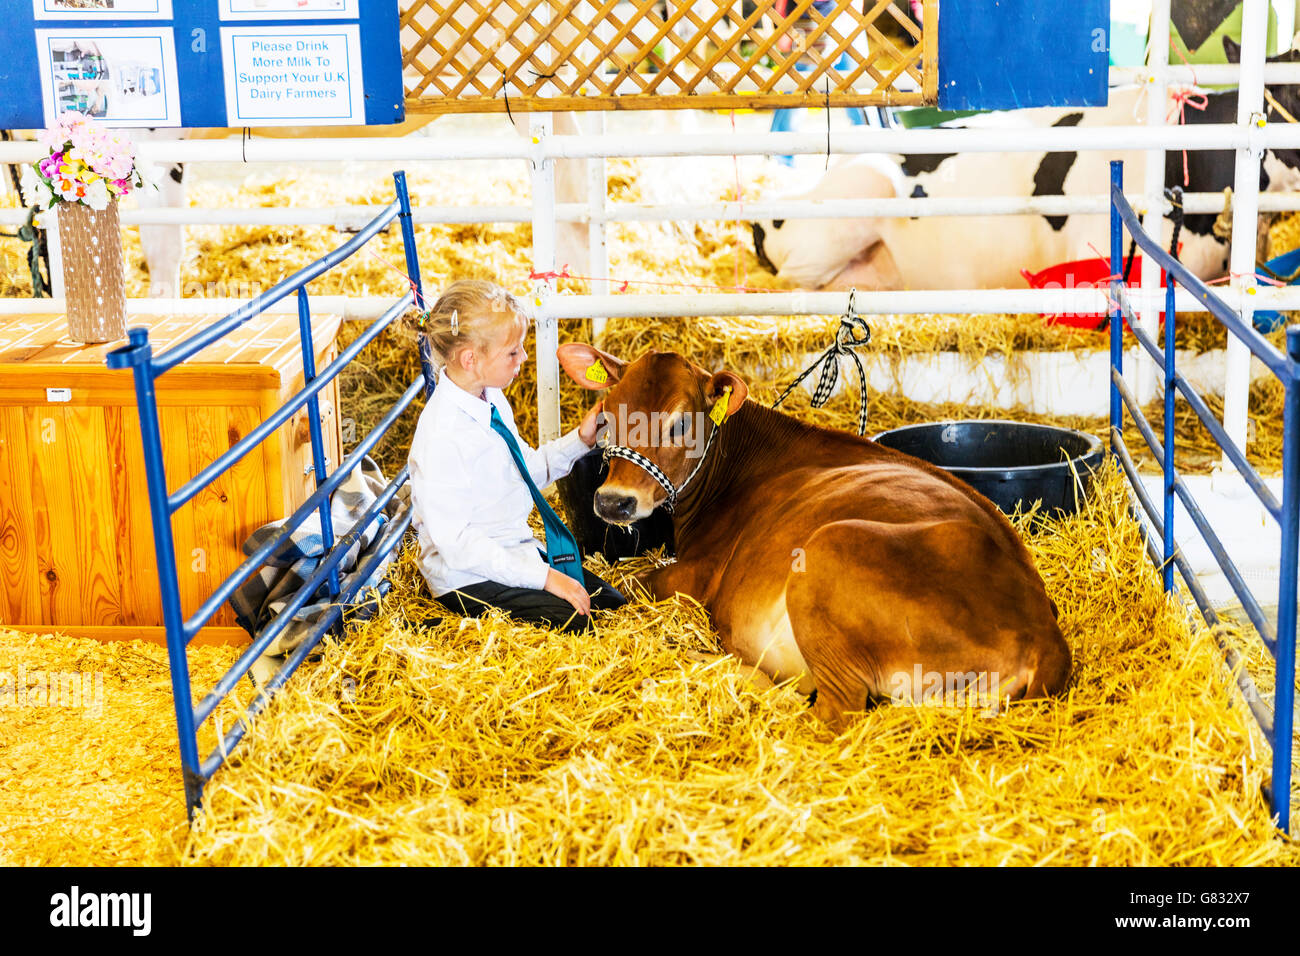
[
  {"xmin": 34, "ymin": 27, "xmax": 181, "ymax": 126},
  {"xmin": 33, "ymin": 0, "xmax": 174, "ymax": 19}
]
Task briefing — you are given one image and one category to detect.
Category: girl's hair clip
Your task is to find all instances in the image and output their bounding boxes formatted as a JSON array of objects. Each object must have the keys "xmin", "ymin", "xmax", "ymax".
[
  {"xmin": 416, "ymin": 309, "xmax": 430, "ymax": 328},
  {"xmin": 450, "ymin": 309, "xmax": 459, "ymax": 335}
]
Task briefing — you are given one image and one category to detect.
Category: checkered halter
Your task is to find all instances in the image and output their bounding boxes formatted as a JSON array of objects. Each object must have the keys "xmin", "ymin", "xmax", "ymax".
[{"xmin": 600, "ymin": 417, "xmax": 720, "ymax": 515}]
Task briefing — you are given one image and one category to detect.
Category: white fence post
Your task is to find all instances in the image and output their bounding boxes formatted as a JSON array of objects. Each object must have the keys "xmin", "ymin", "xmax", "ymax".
[
  {"xmin": 530, "ymin": 112, "xmax": 561, "ymax": 445},
  {"xmin": 1139, "ymin": 0, "xmax": 1171, "ymax": 408},
  {"xmin": 588, "ymin": 110, "xmax": 609, "ymax": 347},
  {"xmin": 1224, "ymin": 0, "xmax": 1271, "ymax": 467},
  {"xmin": 38, "ymin": 209, "xmax": 64, "ymax": 298}
]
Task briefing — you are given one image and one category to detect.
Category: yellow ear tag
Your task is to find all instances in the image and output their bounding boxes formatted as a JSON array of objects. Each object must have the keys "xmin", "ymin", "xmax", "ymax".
[
  {"xmin": 710, "ymin": 385, "xmax": 732, "ymax": 426},
  {"xmin": 585, "ymin": 360, "xmax": 608, "ymax": 384}
]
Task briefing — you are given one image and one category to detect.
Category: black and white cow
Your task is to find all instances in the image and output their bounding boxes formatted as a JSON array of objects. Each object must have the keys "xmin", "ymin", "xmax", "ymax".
[{"xmin": 751, "ymin": 39, "xmax": 1300, "ymax": 291}]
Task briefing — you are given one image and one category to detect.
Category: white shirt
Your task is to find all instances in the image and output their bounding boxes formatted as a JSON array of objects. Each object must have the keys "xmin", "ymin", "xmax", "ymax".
[{"xmin": 407, "ymin": 373, "xmax": 592, "ymax": 596}]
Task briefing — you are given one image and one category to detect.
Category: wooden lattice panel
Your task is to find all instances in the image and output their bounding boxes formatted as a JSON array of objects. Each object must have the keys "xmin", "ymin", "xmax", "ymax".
[{"xmin": 401, "ymin": 0, "xmax": 938, "ymax": 114}]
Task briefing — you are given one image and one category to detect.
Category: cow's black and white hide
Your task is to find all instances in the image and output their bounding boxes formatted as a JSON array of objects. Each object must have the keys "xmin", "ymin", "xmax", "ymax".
[{"xmin": 751, "ymin": 40, "xmax": 1300, "ymax": 291}]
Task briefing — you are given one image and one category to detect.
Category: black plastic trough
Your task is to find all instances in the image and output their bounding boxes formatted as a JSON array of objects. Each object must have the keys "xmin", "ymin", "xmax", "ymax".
[{"xmin": 872, "ymin": 420, "xmax": 1105, "ymax": 518}]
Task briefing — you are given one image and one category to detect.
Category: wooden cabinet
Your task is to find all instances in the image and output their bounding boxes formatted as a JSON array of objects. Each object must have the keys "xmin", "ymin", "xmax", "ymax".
[{"xmin": 0, "ymin": 312, "xmax": 343, "ymax": 646}]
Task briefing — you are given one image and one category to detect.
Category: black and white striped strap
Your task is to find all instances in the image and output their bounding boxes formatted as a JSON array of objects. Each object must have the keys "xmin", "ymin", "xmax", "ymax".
[{"xmin": 772, "ymin": 289, "xmax": 871, "ymax": 435}]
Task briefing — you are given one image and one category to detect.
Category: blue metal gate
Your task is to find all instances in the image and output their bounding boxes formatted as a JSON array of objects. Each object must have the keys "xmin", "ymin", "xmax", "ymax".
[
  {"xmin": 1107, "ymin": 160, "xmax": 1298, "ymax": 833},
  {"xmin": 106, "ymin": 171, "xmax": 431, "ymax": 817}
]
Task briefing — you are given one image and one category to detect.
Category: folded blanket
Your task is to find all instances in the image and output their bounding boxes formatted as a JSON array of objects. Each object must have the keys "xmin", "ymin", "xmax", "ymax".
[{"xmin": 230, "ymin": 456, "xmax": 408, "ymax": 687}]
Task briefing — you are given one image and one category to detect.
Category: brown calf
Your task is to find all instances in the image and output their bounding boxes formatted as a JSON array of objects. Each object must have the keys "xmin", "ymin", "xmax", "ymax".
[{"xmin": 557, "ymin": 343, "xmax": 1072, "ymax": 725}]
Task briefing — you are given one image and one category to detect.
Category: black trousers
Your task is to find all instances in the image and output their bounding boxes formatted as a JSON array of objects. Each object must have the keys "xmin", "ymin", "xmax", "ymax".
[{"xmin": 438, "ymin": 556, "xmax": 627, "ymax": 633}]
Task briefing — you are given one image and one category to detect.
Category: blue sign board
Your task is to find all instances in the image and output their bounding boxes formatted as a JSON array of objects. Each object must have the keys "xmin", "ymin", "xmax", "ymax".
[
  {"xmin": 1, "ymin": 0, "xmax": 403, "ymax": 129},
  {"xmin": 938, "ymin": 0, "xmax": 1110, "ymax": 110}
]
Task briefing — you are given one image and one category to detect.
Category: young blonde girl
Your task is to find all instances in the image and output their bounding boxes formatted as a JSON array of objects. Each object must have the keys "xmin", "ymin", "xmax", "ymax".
[{"xmin": 406, "ymin": 279, "xmax": 625, "ymax": 630}]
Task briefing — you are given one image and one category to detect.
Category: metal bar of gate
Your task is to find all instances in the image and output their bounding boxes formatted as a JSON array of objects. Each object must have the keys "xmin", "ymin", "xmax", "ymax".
[
  {"xmin": 299, "ymin": 287, "xmax": 341, "ymax": 600},
  {"xmin": 1108, "ymin": 160, "xmax": 1298, "ymax": 833},
  {"xmin": 108, "ymin": 173, "xmax": 423, "ymax": 815},
  {"xmin": 1274, "ymin": 329, "xmax": 1300, "ymax": 829},
  {"xmin": 104, "ymin": 327, "xmax": 203, "ymax": 813}
]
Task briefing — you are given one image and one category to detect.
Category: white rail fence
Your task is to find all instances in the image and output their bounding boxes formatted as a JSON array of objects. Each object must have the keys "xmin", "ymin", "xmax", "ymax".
[{"xmin": 0, "ymin": 0, "xmax": 1285, "ymax": 454}]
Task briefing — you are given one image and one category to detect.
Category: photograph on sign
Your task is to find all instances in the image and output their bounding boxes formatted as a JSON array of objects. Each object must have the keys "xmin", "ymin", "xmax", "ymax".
[
  {"xmin": 36, "ymin": 28, "xmax": 181, "ymax": 127},
  {"xmin": 219, "ymin": 0, "xmax": 358, "ymax": 20},
  {"xmin": 32, "ymin": 0, "xmax": 174, "ymax": 19},
  {"xmin": 220, "ymin": 25, "xmax": 364, "ymax": 126}
]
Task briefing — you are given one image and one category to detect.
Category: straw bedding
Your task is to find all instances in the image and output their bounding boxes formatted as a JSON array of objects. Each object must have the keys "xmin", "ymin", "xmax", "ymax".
[
  {"xmin": 0, "ymin": 632, "xmax": 244, "ymax": 866},
  {"xmin": 2, "ymin": 159, "xmax": 1296, "ymax": 865},
  {"xmin": 3, "ymin": 463, "xmax": 1294, "ymax": 865}
]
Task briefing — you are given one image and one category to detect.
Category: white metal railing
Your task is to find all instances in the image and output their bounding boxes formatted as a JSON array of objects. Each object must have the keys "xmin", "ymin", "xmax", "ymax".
[
  {"xmin": 6, "ymin": 191, "xmax": 1300, "ymax": 227},
  {"xmin": 1110, "ymin": 63, "xmax": 1300, "ymax": 85},
  {"xmin": 5, "ymin": 124, "xmax": 1300, "ymax": 164},
  {"xmin": 4, "ymin": 286, "xmax": 1300, "ymax": 319}
]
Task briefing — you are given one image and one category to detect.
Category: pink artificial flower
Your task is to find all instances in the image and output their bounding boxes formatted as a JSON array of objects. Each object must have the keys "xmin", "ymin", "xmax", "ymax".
[
  {"xmin": 38, "ymin": 125, "xmax": 69, "ymax": 151},
  {"xmin": 70, "ymin": 125, "xmax": 97, "ymax": 155},
  {"xmin": 102, "ymin": 155, "xmax": 130, "ymax": 180},
  {"xmin": 86, "ymin": 151, "xmax": 113, "ymax": 177}
]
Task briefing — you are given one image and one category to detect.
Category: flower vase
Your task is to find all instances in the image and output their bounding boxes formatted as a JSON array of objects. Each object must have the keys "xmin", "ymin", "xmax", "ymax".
[{"xmin": 57, "ymin": 198, "xmax": 126, "ymax": 344}]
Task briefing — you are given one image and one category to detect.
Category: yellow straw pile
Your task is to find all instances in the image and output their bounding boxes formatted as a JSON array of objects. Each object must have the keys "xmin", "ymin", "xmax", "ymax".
[
  {"xmin": 6, "ymin": 463, "xmax": 1291, "ymax": 865},
  {"xmin": 0, "ymin": 632, "xmax": 243, "ymax": 865},
  {"xmin": 161, "ymin": 462, "xmax": 1297, "ymax": 865},
  {"xmin": 1, "ymin": 428, "xmax": 1295, "ymax": 864}
]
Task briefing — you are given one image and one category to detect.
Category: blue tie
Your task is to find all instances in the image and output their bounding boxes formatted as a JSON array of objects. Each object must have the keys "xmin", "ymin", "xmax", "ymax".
[{"xmin": 489, "ymin": 404, "xmax": 586, "ymax": 586}]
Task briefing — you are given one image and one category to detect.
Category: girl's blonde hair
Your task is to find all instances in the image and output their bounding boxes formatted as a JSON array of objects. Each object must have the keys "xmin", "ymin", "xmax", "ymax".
[{"xmin": 407, "ymin": 279, "xmax": 529, "ymax": 376}]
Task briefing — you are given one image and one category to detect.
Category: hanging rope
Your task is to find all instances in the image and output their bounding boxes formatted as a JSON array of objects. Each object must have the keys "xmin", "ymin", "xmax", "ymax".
[
  {"xmin": 1165, "ymin": 41, "xmax": 1209, "ymax": 187},
  {"xmin": 1166, "ymin": 86, "xmax": 1208, "ymax": 187},
  {"xmin": 2, "ymin": 131, "xmax": 51, "ymax": 296},
  {"xmin": 1164, "ymin": 184, "xmax": 1184, "ymax": 262},
  {"xmin": 0, "ymin": 207, "xmax": 51, "ymax": 298},
  {"xmin": 772, "ymin": 288, "xmax": 872, "ymax": 435},
  {"xmin": 1122, "ymin": 233, "xmax": 1139, "ymax": 284}
]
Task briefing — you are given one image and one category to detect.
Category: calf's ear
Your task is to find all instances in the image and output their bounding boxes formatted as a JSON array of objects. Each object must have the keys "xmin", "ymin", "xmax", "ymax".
[
  {"xmin": 557, "ymin": 342, "xmax": 626, "ymax": 389},
  {"xmin": 706, "ymin": 370, "xmax": 748, "ymax": 419},
  {"xmin": 1223, "ymin": 36, "xmax": 1241, "ymax": 63}
]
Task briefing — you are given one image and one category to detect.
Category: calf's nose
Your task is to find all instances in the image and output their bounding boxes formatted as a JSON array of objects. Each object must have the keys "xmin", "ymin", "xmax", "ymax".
[{"xmin": 594, "ymin": 490, "xmax": 638, "ymax": 522}]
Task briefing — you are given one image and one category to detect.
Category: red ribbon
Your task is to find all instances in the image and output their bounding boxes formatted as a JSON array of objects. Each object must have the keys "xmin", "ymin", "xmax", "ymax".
[
  {"xmin": 527, "ymin": 264, "xmax": 766, "ymax": 294},
  {"xmin": 1167, "ymin": 86, "xmax": 1209, "ymax": 187}
]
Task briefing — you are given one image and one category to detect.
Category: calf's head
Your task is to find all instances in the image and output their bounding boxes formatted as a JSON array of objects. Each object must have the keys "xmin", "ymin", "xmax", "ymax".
[{"xmin": 558, "ymin": 343, "xmax": 747, "ymax": 523}]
